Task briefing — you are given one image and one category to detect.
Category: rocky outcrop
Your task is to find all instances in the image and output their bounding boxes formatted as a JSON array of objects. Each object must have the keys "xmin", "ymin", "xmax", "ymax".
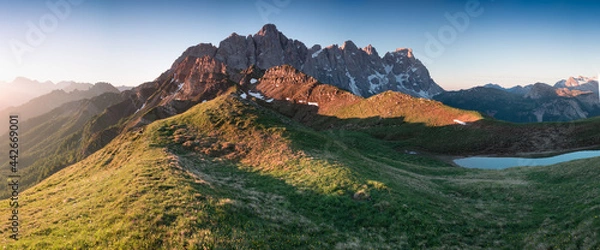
[
  {"xmin": 532, "ymin": 99, "xmax": 588, "ymax": 122},
  {"xmin": 242, "ymin": 65, "xmax": 361, "ymax": 121},
  {"xmin": 238, "ymin": 65, "xmax": 477, "ymax": 127},
  {"xmin": 172, "ymin": 24, "xmax": 444, "ymax": 98},
  {"xmin": 524, "ymin": 83, "xmax": 557, "ymax": 99}
]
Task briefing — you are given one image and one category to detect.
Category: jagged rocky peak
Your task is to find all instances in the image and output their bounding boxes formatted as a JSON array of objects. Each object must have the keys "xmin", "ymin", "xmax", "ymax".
[
  {"xmin": 362, "ymin": 44, "xmax": 379, "ymax": 57},
  {"xmin": 393, "ymin": 48, "xmax": 414, "ymax": 58},
  {"xmin": 171, "ymin": 43, "xmax": 218, "ymax": 69},
  {"xmin": 256, "ymin": 23, "xmax": 279, "ymax": 36},
  {"xmin": 566, "ymin": 77, "xmax": 581, "ymax": 87},
  {"xmin": 341, "ymin": 40, "xmax": 358, "ymax": 51},
  {"xmin": 550, "ymin": 76, "xmax": 599, "ymax": 96},
  {"xmin": 172, "ymin": 55, "xmax": 228, "ymax": 84},
  {"xmin": 568, "ymin": 76, "xmax": 594, "ymax": 86},
  {"xmin": 555, "ymin": 76, "xmax": 597, "ymax": 88},
  {"xmin": 215, "ymin": 33, "xmax": 257, "ymax": 71},
  {"xmin": 171, "ymin": 23, "xmax": 444, "ymax": 99}
]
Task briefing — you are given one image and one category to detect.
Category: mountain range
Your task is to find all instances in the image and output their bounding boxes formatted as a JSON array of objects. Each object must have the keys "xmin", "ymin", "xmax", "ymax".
[
  {"xmin": 1, "ymin": 24, "xmax": 599, "ymax": 248},
  {"xmin": 173, "ymin": 25, "xmax": 599, "ymax": 123},
  {"xmin": 435, "ymin": 76, "xmax": 600, "ymax": 122},
  {"xmin": 0, "ymin": 77, "xmax": 95, "ymax": 111},
  {"xmin": 173, "ymin": 24, "xmax": 444, "ymax": 99},
  {"xmin": 0, "ymin": 82, "xmax": 120, "ymax": 134}
]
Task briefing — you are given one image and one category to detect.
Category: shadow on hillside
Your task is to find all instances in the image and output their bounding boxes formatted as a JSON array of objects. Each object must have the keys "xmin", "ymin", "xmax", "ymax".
[{"xmin": 256, "ymin": 98, "xmax": 600, "ymax": 157}]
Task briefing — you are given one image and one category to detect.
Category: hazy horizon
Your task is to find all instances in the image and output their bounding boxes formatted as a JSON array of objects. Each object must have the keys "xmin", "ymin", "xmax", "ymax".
[{"xmin": 1, "ymin": 0, "xmax": 599, "ymax": 90}]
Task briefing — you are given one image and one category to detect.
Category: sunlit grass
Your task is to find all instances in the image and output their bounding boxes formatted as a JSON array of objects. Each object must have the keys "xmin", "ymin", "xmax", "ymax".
[{"xmin": 1, "ymin": 94, "xmax": 598, "ymax": 249}]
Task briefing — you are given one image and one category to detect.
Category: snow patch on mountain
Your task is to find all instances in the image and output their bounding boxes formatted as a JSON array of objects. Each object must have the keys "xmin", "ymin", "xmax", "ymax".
[
  {"xmin": 248, "ymin": 90, "xmax": 265, "ymax": 100},
  {"xmin": 395, "ymin": 73, "xmax": 408, "ymax": 85},
  {"xmin": 312, "ymin": 49, "xmax": 324, "ymax": 58},
  {"xmin": 384, "ymin": 64, "xmax": 393, "ymax": 74},
  {"xmin": 417, "ymin": 90, "xmax": 429, "ymax": 98},
  {"xmin": 134, "ymin": 103, "xmax": 146, "ymax": 114},
  {"xmin": 453, "ymin": 119, "xmax": 467, "ymax": 125},
  {"xmin": 346, "ymin": 71, "xmax": 360, "ymax": 95}
]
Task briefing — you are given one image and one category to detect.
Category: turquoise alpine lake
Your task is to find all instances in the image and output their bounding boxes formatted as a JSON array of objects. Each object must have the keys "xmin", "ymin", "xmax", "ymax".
[{"xmin": 453, "ymin": 150, "xmax": 600, "ymax": 169}]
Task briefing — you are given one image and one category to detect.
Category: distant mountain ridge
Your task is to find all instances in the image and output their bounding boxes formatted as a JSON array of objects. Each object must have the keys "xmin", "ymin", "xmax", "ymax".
[
  {"xmin": 481, "ymin": 76, "xmax": 598, "ymax": 97},
  {"xmin": 554, "ymin": 76, "xmax": 597, "ymax": 88},
  {"xmin": 172, "ymin": 24, "xmax": 444, "ymax": 98},
  {"xmin": 0, "ymin": 82, "xmax": 120, "ymax": 133},
  {"xmin": 436, "ymin": 76, "xmax": 600, "ymax": 122},
  {"xmin": 0, "ymin": 91, "xmax": 125, "ymax": 199},
  {"xmin": 0, "ymin": 77, "xmax": 94, "ymax": 110}
]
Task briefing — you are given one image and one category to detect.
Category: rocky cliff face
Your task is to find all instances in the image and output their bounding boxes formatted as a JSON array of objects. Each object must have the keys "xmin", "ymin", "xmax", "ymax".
[
  {"xmin": 172, "ymin": 24, "xmax": 443, "ymax": 98},
  {"xmin": 531, "ymin": 99, "xmax": 588, "ymax": 122},
  {"xmin": 524, "ymin": 82, "xmax": 558, "ymax": 99},
  {"xmin": 239, "ymin": 65, "xmax": 362, "ymax": 122}
]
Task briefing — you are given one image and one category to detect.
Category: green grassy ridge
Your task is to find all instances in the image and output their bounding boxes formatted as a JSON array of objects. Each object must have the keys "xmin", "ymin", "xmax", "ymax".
[
  {"xmin": 326, "ymin": 91, "xmax": 483, "ymax": 127},
  {"xmin": 1, "ymin": 129, "xmax": 198, "ymax": 249},
  {"xmin": 2, "ymin": 94, "xmax": 599, "ymax": 248},
  {"xmin": 2, "ymin": 94, "xmax": 389, "ymax": 248}
]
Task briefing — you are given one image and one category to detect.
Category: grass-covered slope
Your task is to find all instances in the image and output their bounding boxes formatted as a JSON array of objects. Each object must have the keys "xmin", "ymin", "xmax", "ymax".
[
  {"xmin": 317, "ymin": 90, "xmax": 483, "ymax": 128},
  {"xmin": 0, "ymin": 92, "xmax": 125, "ymax": 199},
  {"xmin": 2, "ymin": 94, "xmax": 599, "ymax": 249}
]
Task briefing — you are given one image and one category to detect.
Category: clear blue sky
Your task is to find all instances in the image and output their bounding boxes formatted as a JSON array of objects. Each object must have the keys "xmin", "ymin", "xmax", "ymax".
[{"xmin": 1, "ymin": 0, "xmax": 599, "ymax": 90}]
